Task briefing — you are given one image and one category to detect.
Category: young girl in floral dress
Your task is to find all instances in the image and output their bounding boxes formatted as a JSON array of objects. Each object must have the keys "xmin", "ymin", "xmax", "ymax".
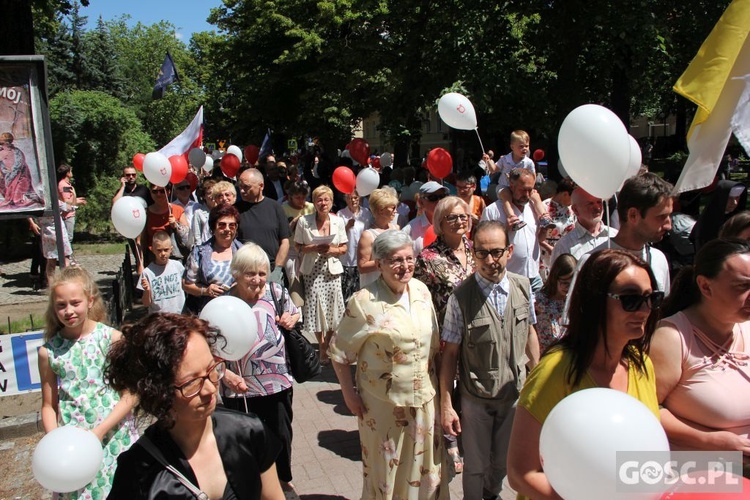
[{"xmin": 37, "ymin": 266, "xmax": 138, "ymax": 499}]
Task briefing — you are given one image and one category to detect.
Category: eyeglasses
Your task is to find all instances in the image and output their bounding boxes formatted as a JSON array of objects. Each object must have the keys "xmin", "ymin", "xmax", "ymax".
[
  {"xmin": 216, "ymin": 222, "xmax": 238, "ymax": 230},
  {"xmin": 445, "ymin": 214, "xmax": 469, "ymax": 223},
  {"xmin": 473, "ymin": 247, "xmax": 508, "ymax": 260},
  {"xmin": 607, "ymin": 291, "xmax": 665, "ymax": 312},
  {"xmin": 424, "ymin": 193, "xmax": 447, "ymax": 202},
  {"xmin": 151, "ymin": 188, "xmax": 166, "ymax": 194},
  {"xmin": 174, "ymin": 362, "xmax": 226, "ymax": 398},
  {"xmin": 385, "ymin": 257, "xmax": 415, "ymax": 267},
  {"xmin": 177, "ymin": 185, "xmax": 191, "ymax": 191}
]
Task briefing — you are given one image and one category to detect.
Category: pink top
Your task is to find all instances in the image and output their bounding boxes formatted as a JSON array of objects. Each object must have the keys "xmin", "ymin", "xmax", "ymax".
[{"xmin": 660, "ymin": 311, "xmax": 750, "ymax": 446}]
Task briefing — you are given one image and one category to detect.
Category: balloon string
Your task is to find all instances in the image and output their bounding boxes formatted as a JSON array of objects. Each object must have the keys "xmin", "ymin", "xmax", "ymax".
[
  {"xmin": 235, "ymin": 360, "xmax": 249, "ymax": 414},
  {"xmin": 605, "ymin": 198, "xmax": 611, "ymax": 249},
  {"xmin": 475, "ymin": 128, "xmax": 486, "ymax": 156}
]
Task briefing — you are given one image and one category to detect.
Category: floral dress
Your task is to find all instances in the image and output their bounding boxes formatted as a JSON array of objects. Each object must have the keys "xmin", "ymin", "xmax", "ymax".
[
  {"xmin": 329, "ymin": 278, "xmax": 448, "ymax": 499},
  {"xmin": 43, "ymin": 322, "xmax": 138, "ymax": 499},
  {"xmin": 413, "ymin": 236, "xmax": 475, "ymax": 325},
  {"xmin": 533, "ymin": 289, "xmax": 566, "ymax": 353},
  {"xmin": 540, "ymin": 198, "xmax": 576, "ymax": 279}
]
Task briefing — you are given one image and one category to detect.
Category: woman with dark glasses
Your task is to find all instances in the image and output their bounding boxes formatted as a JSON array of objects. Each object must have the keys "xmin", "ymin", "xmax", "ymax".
[
  {"xmin": 182, "ymin": 205, "xmax": 242, "ymax": 314},
  {"xmin": 106, "ymin": 313, "xmax": 285, "ymax": 499},
  {"xmin": 650, "ymin": 238, "xmax": 750, "ymax": 463},
  {"xmin": 507, "ymin": 249, "xmax": 662, "ymax": 498}
]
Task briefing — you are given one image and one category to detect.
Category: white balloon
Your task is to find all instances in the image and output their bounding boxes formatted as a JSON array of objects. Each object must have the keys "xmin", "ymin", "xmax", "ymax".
[
  {"xmin": 32, "ymin": 426, "xmax": 103, "ymax": 493},
  {"xmin": 557, "ymin": 159, "xmax": 569, "ymax": 179},
  {"xmin": 202, "ymin": 156, "xmax": 214, "ymax": 173},
  {"xmin": 627, "ymin": 135, "xmax": 643, "ymax": 179},
  {"xmin": 540, "ymin": 388, "xmax": 669, "ymax": 500},
  {"xmin": 380, "ymin": 152, "xmax": 393, "ymax": 168},
  {"xmin": 199, "ymin": 295, "xmax": 258, "ymax": 361},
  {"xmin": 188, "ymin": 147, "xmax": 207, "ymax": 168},
  {"xmin": 356, "ymin": 167, "xmax": 380, "ymax": 197},
  {"xmin": 558, "ymin": 104, "xmax": 630, "ymax": 199},
  {"xmin": 143, "ymin": 152, "xmax": 172, "ymax": 187},
  {"xmin": 111, "ymin": 196, "xmax": 147, "ymax": 239},
  {"xmin": 438, "ymin": 92, "xmax": 478, "ymax": 131},
  {"xmin": 227, "ymin": 145, "xmax": 243, "ymax": 162}
]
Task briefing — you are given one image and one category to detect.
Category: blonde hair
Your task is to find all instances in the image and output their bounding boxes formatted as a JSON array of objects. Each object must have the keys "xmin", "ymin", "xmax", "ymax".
[
  {"xmin": 369, "ymin": 187, "xmax": 398, "ymax": 213},
  {"xmin": 510, "ymin": 130, "xmax": 530, "ymax": 144},
  {"xmin": 312, "ymin": 185, "xmax": 334, "ymax": 201},
  {"xmin": 433, "ymin": 196, "xmax": 470, "ymax": 236},
  {"xmin": 211, "ymin": 181, "xmax": 235, "ymax": 201},
  {"xmin": 44, "ymin": 266, "xmax": 107, "ymax": 340}
]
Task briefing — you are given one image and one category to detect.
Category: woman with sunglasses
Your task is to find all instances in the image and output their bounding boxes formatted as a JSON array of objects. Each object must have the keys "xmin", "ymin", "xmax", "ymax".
[
  {"xmin": 143, "ymin": 183, "xmax": 190, "ymax": 266},
  {"xmin": 106, "ymin": 313, "xmax": 285, "ymax": 499},
  {"xmin": 182, "ymin": 205, "xmax": 242, "ymax": 314},
  {"xmin": 507, "ymin": 249, "xmax": 662, "ymax": 498},
  {"xmin": 650, "ymin": 238, "xmax": 750, "ymax": 462}
]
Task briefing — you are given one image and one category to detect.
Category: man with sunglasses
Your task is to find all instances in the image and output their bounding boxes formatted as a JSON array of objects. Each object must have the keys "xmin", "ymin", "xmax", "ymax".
[
  {"xmin": 402, "ymin": 181, "xmax": 449, "ymax": 254},
  {"xmin": 112, "ymin": 166, "xmax": 152, "ymax": 207},
  {"xmin": 440, "ymin": 220, "xmax": 539, "ymax": 500}
]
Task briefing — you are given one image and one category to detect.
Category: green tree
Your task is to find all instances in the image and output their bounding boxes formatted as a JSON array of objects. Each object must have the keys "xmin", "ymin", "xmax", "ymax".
[{"xmin": 49, "ymin": 90, "xmax": 154, "ymax": 232}]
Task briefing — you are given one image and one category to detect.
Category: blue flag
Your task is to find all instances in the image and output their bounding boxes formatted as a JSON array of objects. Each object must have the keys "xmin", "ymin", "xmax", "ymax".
[
  {"xmin": 152, "ymin": 52, "xmax": 179, "ymax": 100},
  {"xmin": 259, "ymin": 129, "xmax": 273, "ymax": 159}
]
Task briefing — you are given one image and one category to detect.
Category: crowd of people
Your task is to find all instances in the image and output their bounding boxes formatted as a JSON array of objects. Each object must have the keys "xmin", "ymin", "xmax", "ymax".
[{"xmin": 35, "ymin": 131, "xmax": 750, "ymax": 499}]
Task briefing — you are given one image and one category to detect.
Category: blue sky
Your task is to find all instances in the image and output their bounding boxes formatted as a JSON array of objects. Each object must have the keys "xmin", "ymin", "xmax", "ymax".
[{"xmin": 82, "ymin": 1, "xmax": 225, "ymax": 42}]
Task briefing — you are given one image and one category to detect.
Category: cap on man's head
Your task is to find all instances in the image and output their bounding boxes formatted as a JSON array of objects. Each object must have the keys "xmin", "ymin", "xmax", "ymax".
[{"xmin": 419, "ymin": 181, "xmax": 449, "ymax": 196}]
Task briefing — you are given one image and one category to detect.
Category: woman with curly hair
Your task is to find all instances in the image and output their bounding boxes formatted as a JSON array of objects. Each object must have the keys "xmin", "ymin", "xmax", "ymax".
[{"xmin": 106, "ymin": 313, "xmax": 285, "ymax": 499}]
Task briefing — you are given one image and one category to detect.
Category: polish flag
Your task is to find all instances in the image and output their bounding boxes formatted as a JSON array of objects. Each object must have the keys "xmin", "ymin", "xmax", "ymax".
[{"xmin": 159, "ymin": 106, "xmax": 204, "ymax": 158}]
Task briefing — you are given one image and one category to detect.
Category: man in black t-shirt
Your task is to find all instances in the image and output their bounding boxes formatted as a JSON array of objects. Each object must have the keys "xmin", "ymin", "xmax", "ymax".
[
  {"xmin": 112, "ymin": 165, "xmax": 152, "ymax": 272},
  {"xmin": 236, "ymin": 168, "xmax": 290, "ymax": 282}
]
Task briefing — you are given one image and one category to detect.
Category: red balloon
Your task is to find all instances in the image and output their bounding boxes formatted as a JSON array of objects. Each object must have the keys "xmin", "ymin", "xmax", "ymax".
[
  {"xmin": 533, "ymin": 149, "xmax": 545, "ymax": 161},
  {"xmin": 221, "ymin": 154, "xmax": 241, "ymax": 178},
  {"xmin": 186, "ymin": 171, "xmax": 199, "ymax": 192},
  {"xmin": 244, "ymin": 145, "xmax": 260, "ymax": 165},
  {"xmin": 426, "ymin": 148, "xmax": 452, "ymax": 179},
  {"xmin": 133, "ymin": 153, "xmax": 145, "ymax": 172},
  {"xmin": 423, "ymin": 225, "xmax": 437, "ymax": 247},
  {"xmin": 348, "ymin": 138, "xmax": 370, "ymax": 165},
  {"xmin": 372, "ymin": 157, "xmax": 381, "ymax": 170},
  {"xmin": 168, "ymin": 155, "xmax": 189, "ymax": 184},
  {"xmin": 332, "ymin": 166, "xmax": 356, "ymax": 194}
]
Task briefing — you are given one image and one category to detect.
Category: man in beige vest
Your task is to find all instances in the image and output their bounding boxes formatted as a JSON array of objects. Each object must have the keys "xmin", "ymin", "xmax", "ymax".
[{"xmin": 440, "ymin": 220, "xmax": 540, "ymax": 499}]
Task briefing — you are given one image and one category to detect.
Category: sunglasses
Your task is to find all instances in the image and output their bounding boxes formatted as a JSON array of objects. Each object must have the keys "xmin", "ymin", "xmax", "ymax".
[
  {"xmin": 124, "ymin": 173, "xmax": 137, "ymax": 178},
  {"xmin": 151, "ymin": 188, "xmax": 166, "ymax": 194},
  {"xmin": 473, "ymin": 247, "xmax": 508, "ymax": 260},
  {"xmin": 424, "ymin": 193, "xmax": 447, "ymax": 202},
  {"xmin": 607, "ymin": 291, "xmax": 664, "ymax": 312},
  {"xmin": 216, "ymin": 222, "xmax": 238, "ymax": 230},
  {"xmin": 177, "ymin": 185, "xmax": 191, "ymax": 191}
]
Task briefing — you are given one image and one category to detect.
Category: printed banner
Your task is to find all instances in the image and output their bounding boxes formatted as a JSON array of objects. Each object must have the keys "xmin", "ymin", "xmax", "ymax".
[{"xmin": 0, "ymin": 330, "xmax": 44, "ymax": 396}]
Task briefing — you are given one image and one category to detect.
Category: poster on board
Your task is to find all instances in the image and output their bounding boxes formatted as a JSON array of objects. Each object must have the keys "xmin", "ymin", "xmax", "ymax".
[{"xmin": 0, "ymin": 57, "xmax": 55, "ymax": 218}]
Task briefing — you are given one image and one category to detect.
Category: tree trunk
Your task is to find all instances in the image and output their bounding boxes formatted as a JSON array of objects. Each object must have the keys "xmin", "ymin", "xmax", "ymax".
[{"xmin": 0, "ymin": 0, "xmax": 35, "ymax": 55}]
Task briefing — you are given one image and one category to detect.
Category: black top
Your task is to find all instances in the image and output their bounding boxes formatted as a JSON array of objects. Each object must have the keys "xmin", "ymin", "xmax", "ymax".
[
  {"xmin": 107, "ymin": 407, "xmax": 281, "ymax": 499},
  {"xmin": 123, "ymin": 183, "xmax": 153, "ymax": 206},
  {"xmin": 691, "ymin": 180, "xmax": 747, "ymax": 251},
  {"xmin": 236, "ymin": 197, "xmax": 291, "ymax": 266}
]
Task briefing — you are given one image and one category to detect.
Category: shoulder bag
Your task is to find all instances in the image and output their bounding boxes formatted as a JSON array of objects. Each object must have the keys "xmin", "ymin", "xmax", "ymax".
[{"xmin": 269, "ymin": 284, "xmax": 321, "ymax": 383}]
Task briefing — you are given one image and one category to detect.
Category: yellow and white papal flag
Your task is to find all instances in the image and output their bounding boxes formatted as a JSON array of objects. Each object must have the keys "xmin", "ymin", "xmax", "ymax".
[{"xmin": 672, "ymin": 0, "xmax": 750, "ymax": 193}]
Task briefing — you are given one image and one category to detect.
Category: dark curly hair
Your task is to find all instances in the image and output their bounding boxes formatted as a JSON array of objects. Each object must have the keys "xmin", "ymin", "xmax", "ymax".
[
  {"xmin": 208, "ymin": 204, "xmax": 240, "ymax": 233},
  {"xmin": 105, "ymin": 313, "xmax": 222, "ymax": 428},
  {"xmin": 556, "ymin": 249, "xmax": 659, "ymax": 386}
]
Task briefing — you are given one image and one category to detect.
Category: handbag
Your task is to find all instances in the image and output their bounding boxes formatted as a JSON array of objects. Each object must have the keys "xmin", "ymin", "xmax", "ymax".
[{"xmin": 270, "ymin": 284, "xmax": 321, "ymax": 383}]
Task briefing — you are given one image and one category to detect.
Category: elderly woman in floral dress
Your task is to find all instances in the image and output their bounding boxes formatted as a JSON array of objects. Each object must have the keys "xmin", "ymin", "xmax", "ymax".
[{"xmin": 330, "ymin": 230, "xmax": 448, "ymax": 499}]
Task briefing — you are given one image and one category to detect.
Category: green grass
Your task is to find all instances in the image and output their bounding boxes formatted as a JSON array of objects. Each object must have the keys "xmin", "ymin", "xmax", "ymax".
[
  {"xmin": 72, "ymin": 242, "xmax": 128, "ymax": 256},
  {"xmin": 0, "ymin": 314, "xmax": 45, "ymax": 334}
]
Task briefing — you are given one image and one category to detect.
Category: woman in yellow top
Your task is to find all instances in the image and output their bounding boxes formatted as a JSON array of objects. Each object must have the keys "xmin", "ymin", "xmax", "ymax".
[
  {"xmin": 507, "ymin": 249, "xmax": 663, "ymax": 499},
  {"xmin": 330, "ymin": 230, "xmax": 448, "ymax": 499}
]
